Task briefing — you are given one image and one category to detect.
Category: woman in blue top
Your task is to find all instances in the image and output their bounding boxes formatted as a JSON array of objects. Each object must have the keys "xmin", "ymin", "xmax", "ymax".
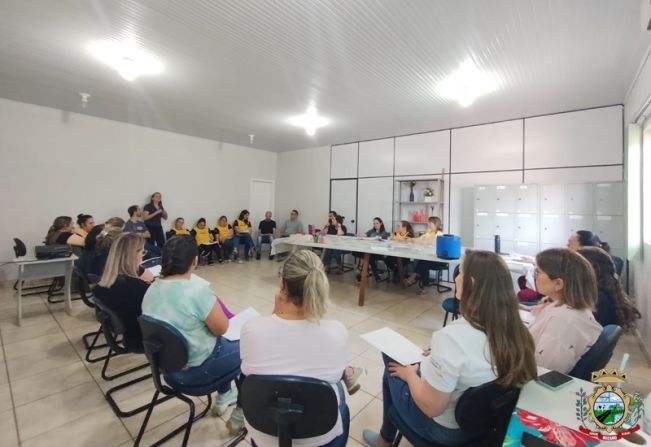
[
  {"xmin": 141, "ymin": 235, "xmax": 243, "ymax": 434},
  {"xmin": 356, "ymin": 217, "xmax": 389, "ymax": 282},
  {"xmin": 143, "ymin": 192, "xmax": 168, "ymax": 248}
]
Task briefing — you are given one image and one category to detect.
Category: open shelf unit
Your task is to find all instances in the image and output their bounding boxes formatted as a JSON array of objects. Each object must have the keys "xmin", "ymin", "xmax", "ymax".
[{"xmin": 393, "ymin": 177, "xmax": 445, "ymax": 234}]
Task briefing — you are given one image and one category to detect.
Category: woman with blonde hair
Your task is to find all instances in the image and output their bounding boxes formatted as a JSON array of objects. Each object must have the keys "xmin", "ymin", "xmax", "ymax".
[
  {"xmin": 240, "ymin": 250, "xmax": 362, "ymax": 447},
  {"xmin": 364, "ymin": 250, "xmax": 537, "ymax": 447},
  {"xmin": 404, "ymin": 216, "xmax": 446, "ymax": 293},
  {"xmin": 526, "ymin": 248, "xmax": 603, "ymax": 373},
  {"xmin": 94, "ymin": 233, "xmax": 154, "ymax": 350}
]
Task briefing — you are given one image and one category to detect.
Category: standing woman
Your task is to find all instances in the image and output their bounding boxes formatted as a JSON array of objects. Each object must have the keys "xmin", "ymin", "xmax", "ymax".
[{"xmin": 143, "ymin": 192, "xmax": 168, "ymax": 248}]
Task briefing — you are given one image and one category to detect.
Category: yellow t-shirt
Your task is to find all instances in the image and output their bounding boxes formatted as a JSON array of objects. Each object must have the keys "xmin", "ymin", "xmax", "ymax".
[
  {"xmin": 216, "ymin": 225, "xmax": 232, "ymax": 243},
  {"xmin": 171, "ymin": 227, "xmax": 191, "ymax": 236},
  {"xmin": 193, "ymin": 226, "xmax": 213, "ymax": 245},
  {"xmin": 234, "ymin": 219, "xmax": 251, "ymax": 233},
  {"xmin": 420, "ymin": 229, "xmax": 443, "ymax": 243},
  {"xmin": 393, "ymin": 230, "xmax": 412, "ymax": 241}
]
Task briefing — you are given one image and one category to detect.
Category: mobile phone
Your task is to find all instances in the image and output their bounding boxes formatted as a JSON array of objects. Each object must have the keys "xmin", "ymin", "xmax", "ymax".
[
  {"xmin": 535, "ymin": 370, "xmax": 573, "ymax": 390},
  {"xmin": 521, "ymin": 432, "xmax": 563, "ymax": 447}
]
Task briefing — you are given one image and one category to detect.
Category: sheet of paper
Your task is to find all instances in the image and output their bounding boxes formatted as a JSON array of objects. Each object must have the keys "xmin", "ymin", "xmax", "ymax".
[
  {"xmin": 146, "ymin": 264, "xmax": 162, "ymax": 278},
  {"xmin": 200, "ymin": 241, "xmax": 221, "ymax": 246},
  {"xmin": 223, "ymin": 307, "xmax": 260, "ymax": 341},
  {"xmin": 361, "ymin": 327, "xmax": 426, "ymax": 366},
  {"xmin": 519, "ymin": 309, "xmax": 534, "ymax": 326}
]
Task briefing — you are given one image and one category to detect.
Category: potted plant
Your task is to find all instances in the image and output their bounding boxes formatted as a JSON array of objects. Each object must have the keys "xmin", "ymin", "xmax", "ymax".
[{"xmin": 423, "ymin": 187, "xmax": 434, "ymax": 203}]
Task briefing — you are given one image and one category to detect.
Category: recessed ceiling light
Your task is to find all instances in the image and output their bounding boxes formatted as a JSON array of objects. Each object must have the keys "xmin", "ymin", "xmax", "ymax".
[
  {"xmin": 87, "ymin": 39, "xmax": 164, "ymax": 81},
  {"xmin": 289, "ymin": 103, "xmax": 330, "ymax": 136},
  {"xmin": 436, "ymin": 59, "xmax": 500, "ymax": 107}
]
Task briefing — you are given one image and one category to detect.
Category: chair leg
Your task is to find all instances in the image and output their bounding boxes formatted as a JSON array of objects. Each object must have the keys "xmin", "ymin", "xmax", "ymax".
[
  {"xmin": 100, "ymin": 349, "xmax": 150, "ymax": 381},
  {"xmin": 434, "ymin": 270, "xmax": 452, "ymax": 294},
  {"xmin": 226, "ymin": 428, "xmax": 248, "ymax": 447},
  {"xmin": 443, "ymin": 312, "xmax": 449, "ymax": 327},
  {"xmin": 105, "ymin": 373, "xmax": 176, "ymax": 418},
  {"xmin": 392, "ymin": 433, "xmax": 403, "ymax": 447},
  {"xmin": 150, "ymin": 394, "xmax": 203, "ymax": 447},
  {"xmin": 134, "ymin": 390, "xmax": 160, "ymax": 447},
  {"xmin": 84, "ymin": 327, "xmax": 110, "ymax": 363}
]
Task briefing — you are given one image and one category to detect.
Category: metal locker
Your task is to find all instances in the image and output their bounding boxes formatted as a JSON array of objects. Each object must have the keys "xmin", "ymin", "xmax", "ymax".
[
  {"xmin": 474, "ymin": 213, "xmax": 495, "ymax": 239},
  {"xmin": 541, "ymin": 185, "xmax": 565, "ymax": 215},
  {"xmin": 474, "ymin": 237, "xmax": 494, "ymax": 252},
  {"xmin": 494, "ymin": 185, "xmax": 516, "ymax": 213},
  {"xmin": 594, "ymin": 183, "xmax": 624, "ymax": 216},
  {"xmin": 594, "ymin": 215, "xmax": 624, "ymax": 249},
  {"xmin": 513, "ymin": 241, "xmax": 539, "ymax": 257},
  {"xmin": 474, "ymin": 186, "xmax": 495, "ymax": 213},
  {"xmin": 566, "ymin": 214, "xmax": 594, "ymax": 237},
  {"xmin": 514, "ymin": 214, "xmax": 538, "ymax": 242},
  {"xmin": 515, "ymin": 184, "xmax": 539, "ymax": 214},
  {"xmin": 541, "ymin": 214, "xmax": 566, "ymax": 245},
  {"xmin": 494, "ymin": 213, "xmax": 515, "ymax": 240},
  {"xmin": 566, "ymin": 183, "xmax": 593, "ymax": 215}
]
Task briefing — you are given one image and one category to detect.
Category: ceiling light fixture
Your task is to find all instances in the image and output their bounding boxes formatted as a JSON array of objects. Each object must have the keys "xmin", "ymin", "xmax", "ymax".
[
  {"xmin": 87, "ymin": 39, "xmax": 164, "ymax": 82},
  {"xmin": 289, "ymin": 103, "xmax": 330, "ymax": 136},
  {"xmin": 435, "ymin": 59, "xmax": 500, "ymax": 107}
]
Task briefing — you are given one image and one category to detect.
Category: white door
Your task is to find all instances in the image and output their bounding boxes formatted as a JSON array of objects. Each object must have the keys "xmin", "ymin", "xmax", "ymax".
[
  {"xmin": 330, "ymin": 180, "xmax": 357, "ymax": 234},
  {"xmin": 250, "ymin": 179, "xmax": 275, "ymax": 236}
]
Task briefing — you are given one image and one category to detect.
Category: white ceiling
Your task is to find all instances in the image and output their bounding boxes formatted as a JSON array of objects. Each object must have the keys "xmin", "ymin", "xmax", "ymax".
[{"xmin": 0, "ymin": 0, "xmax": 649, "ymax": 152}]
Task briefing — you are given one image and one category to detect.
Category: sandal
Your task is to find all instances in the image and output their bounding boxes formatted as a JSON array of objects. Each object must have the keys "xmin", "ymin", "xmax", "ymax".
[{"xmin": 403, "ymin": 273, "xmax": 418, "ymax": 287}]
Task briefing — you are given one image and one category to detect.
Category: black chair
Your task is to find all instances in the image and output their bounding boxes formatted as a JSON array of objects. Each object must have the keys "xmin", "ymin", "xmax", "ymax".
[
  {"xmin": 258, "ymin": 235, "xmax": 273, "ymax": 258},
  {"xmin": 569, "ymin": 324, "xmax": 623, "ymax": 381},
  {"xmin": 420, "ymin": 262, "xmax": 452, "ymax": 293},
  {"xmin": 612, "ymin": 255, "xmax": 624, "ymax": 277},
  {"xmin": 141, "ymin": 256, "xmax": 162, "ymax": 269},
  {"xmin": 441, "ymin": 265, "xmax": 461, "ymax": 327},
  {"xmin": 93, "ymin": 297, "xmax": 165, "ymax": 418},
  {"xmin": 234, "ymin": 375, "xmax": 343, "ymax": 447},
  {"xmin": 72, "ymin": 266, "xmax": 109, "ymax": 363},
  {"xmin": 390, "ymin": 381, "xmax": 520, "ymax": 447},
  {"xmin": 136, "ymin": 315, "xmax": 240, "ymax": 447}
]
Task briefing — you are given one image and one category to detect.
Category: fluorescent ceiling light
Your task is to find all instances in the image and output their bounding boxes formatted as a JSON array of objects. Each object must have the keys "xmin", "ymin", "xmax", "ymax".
[
  {"xmin": 88, "ymin": 39, "xmax": 164, "ymax": 81},
  {"xmin": 289, "ymin": 103, "xmax": 330, "ymax": 136},
  {"xmin": 436, "ymin": 59, "xmax": 500, "ymax": 107}
]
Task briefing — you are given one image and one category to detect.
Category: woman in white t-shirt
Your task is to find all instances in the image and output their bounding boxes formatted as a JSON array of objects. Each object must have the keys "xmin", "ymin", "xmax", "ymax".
[
  {"xmin": 240, "ymin": 250, "xmax": 354, "ymax": 447},
  {"xmin": 364, "ymin": 250, "xmax": 537, "ymax": 447},
  {"xmin": 526, "ymin": 248, "xmax": 603, "ymax": 374}
]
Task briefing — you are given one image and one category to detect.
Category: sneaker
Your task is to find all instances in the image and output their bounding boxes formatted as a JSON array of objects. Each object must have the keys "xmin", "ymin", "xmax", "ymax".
[
  {"xmin": 363, "ymin": 430, "xmax": 380, "ymax": 447},
  {"xmin": 226, "ymin": 406, "xmax": 245, "ymax": 435},
  {"xmin": 269, "ymin": 255, "xmax": 274, "ymax": 260},
  {"xmin": 343, "ymin": 366, "xmax": 365, "ymax": 395},
  {"xmin": 256, "ymin": 253, "xmax": 261, "ymax": 260},
  {"xmin": 211, "ymin": 386, "xmax": 238, "ymax": 416}
]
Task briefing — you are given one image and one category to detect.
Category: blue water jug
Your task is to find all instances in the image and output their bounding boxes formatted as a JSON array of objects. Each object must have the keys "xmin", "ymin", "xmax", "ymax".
[{"xmin": 436, "ymin": 234, "xmax": 461, "ymax": 259}]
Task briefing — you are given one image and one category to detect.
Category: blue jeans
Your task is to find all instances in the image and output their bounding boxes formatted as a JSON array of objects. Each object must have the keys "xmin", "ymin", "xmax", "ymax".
[
  {"xmin": 379, "ymin": 354, "xmax": 470, "ymax": 446},
  {"xmin": 165, "ymin": 338, "xmax": 241, "ymax": 394},
  {"xmin": 255, "ymin": 234, "xmax": 273, "ymax": 253},
  {"xmin": 323, "ymin": 249, "xmax": 344, "ymax": 268},
  {"xmin": 238, "ymin": 233, "xmax": 255, "ymax": 257},
  {"xmin": 222, "ymin": 237, "xmax": 240, "ymax": 258}
]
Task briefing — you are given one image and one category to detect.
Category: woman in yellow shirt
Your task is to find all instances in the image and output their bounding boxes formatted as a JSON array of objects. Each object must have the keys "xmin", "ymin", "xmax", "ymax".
[
  {"xmin": 191, "ymin": 218, "xmax": 219, "ymax": 265},
  {"xmin": 216, "ymin": 216, "xmax": 241, "ymax": 263},
  {"xmin": 233, "ymin": 209, "xmax": 255, "ymax": 261},
  {"xmin": 385, "ymin": 221, "xmax": 415, "ymax": 283},
  {"xmin": 405, "ymin": 216, "xmax": 446, "ymax": 294},
  {"xmin": 168, "ymin": 217, "xmax": 191, "ymax": 237}
]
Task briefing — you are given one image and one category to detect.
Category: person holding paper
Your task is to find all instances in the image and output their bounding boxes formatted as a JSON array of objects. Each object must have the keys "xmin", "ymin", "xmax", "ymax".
[
  {"xmin": 191, "ymin": 217, "xmax": 220, "ymax": 265},
  {"xmin": 141, "ymin": 235, "xmax": 242, "ymax": 433},
  {"xmin": 364, "ymin": 250, "xmax": 537, "ymax": 447},
  {"xmin": 240, "ymin": 250, "xmax": 363, "ymax": 447}
]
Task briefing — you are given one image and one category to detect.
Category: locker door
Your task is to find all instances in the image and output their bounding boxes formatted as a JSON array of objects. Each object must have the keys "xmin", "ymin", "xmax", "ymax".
[
  {"xmin": 566, "ymin": 215, "xmax": 594, "ymax": 237},
  {"xmin": 595, "ymin": 183, "xmax": 624, "ymax": 216},
  {"xmin": 494, "ymin": 213, "xmax": 515, "ymax": 240},
  {"xmin": 513, "ymin": 241, "xmax": 539, "ymax": 257},
  {"xmin": 474, "ymin": 237, "xmax": 494, "ymax": 251},
  {"xmin": 541, "ymin": 214, "xmax": 566, "ymax": 245},
  {"xmin": 594, "ymin": 215, "xmax": 624, "ymax": 249},
  {"xmin": 515, "ymin": 184, "xmax": 539, "ymax": 214},
  {"xmin": 541, "ymin": 185, "xmax": 565, "ymax": 215},
  {"xmin": 514, "ymin": 214, "xmax": 538, "ymax": 242},
  {"xmin": 566, "ymin": 183, "xmax": 593, "ymax": 215},
  {"xmin": 474, "ymin": 186, "xmax": 495, "ymax": 213},
  {"xmin": 330, "ymin": 180, "xmax": 358, "ymax": 234},
  {"xmin": 494, "ymin": 185, "xmax": 516, "ymax": 213},
  {"xmin": 474, "ymin": 213, "xmax": 495, "ymax": 239}
]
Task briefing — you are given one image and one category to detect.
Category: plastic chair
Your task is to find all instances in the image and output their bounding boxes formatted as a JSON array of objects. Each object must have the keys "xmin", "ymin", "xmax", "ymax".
[
  {"xmin": 441, "ymin": 265, "xmax": 461, "ymax": 327},
  {"xmin": 390, "ymin": 380, "xmax": 520, "ymax": 447},
  {"xmin": 136, "ymin": 315, "xmax": 240, "ymax": 447},
  {"xmin": 569, "ymin": 324, "xmax": 623, "ymax": 381},
  {"xmin": 421, "ymin": 262, "xmax": 452, "ymax": 293},
  {"xmin": 232, "ymin": 375, "xmax": 342, "ymax": 447},
  {"xmin": 72, "ymin": 266, "xmax": 109, "ymax": 363}
]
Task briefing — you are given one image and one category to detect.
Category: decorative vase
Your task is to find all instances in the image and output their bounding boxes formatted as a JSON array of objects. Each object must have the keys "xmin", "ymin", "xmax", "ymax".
[
  {"xmin": 424, "ymin": 196, "xmax": 432, "ymax": 203},
  {"xmin": 409, "ymin": 186, "xmax": 415, "ymax": 202}
]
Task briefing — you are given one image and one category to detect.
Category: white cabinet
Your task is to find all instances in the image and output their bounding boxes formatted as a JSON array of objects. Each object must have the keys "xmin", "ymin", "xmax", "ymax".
[
  {"xmin": 330, "ymin": 143, "xmax": 358, "ymax": 179},
  {"xmin": 566, "ymin": 184, "xmax": 593, "ymax": 215},
  {"xmin": 594, "ymin": 183, "xmax": 624, "ymax": 216},
  {"xmin": 541, "ymin": 214, "xmax": 566, "ymax": 245},
  {"xmin": 541, "ymin": 185, "xmax": 565, "ymax": 215},
  {"xmin": 473, "ymin": 237, "xmax": 495, "ymax": 252},
  {"xmin": 474, "ymin": 213, "xmax": 495, "ymax": 239},
  {"xmin": 594, "ymin": 215, "xmax": 624, "ymax": 249},
  {"xmin": 566, "ymin": 215, "xmax": 593, "ymax": 237},
  {"xmin": 494, "ymin": 186, "xmax": 516, "ymax": 213},
  {"xmin": 514, "ymin": 185, "xmax": 538, "ymax": 213},
  {"xmin": 514, "ymin": 214, "xmax": 538, "ymax": 242},
  {"xmin": 494, "ymin": 213, "xmax": 515, "ymax": 240},
  {"xmin": 513, "ymin": 241, "xmax": 539, "ymax": 257},
  {"xmin": 394, "ymin": 130, "xmax": 450, "ymax": 176},
  {"xmin": 358, "ymin": 138, "xmax": 394, "ymax": 178},
  {"xmin": 357, "ymin": 177, "xmax": 394, "ymax": 233},
  {"xmin": 474, "ymin": 186, "xmax": 495, "ymax": 213},
  {"xmin": 451, "ymin": 120, "xmax": 523, "ymax": 172},
  {"xmin": 330, "ymin": 179, "xmax": 358, "ymax": 233}
]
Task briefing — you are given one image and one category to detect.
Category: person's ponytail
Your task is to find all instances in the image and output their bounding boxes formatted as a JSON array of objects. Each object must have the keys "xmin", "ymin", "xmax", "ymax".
[
  {"xmin": 281, "ymin": 250, "xmax": 330, "ymax": 321},
  {"xmin": 302, "ymin": 267, "xmax": 329, "ymax": 321}
]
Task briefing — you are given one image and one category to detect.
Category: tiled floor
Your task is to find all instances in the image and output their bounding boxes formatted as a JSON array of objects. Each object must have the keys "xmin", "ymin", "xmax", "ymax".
[{"xmin": 1, "ymin": 259, "xmax": 649, "ymax": 447}]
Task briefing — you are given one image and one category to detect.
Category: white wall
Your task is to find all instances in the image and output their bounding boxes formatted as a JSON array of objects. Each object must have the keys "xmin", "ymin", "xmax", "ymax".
[
  {"xmin": 0, "ymin": 98, "xmax": 277, "ymax": 280},
  {"xmin": 275, "ymin": 146, "xmax": 330, "ymax": 231}
]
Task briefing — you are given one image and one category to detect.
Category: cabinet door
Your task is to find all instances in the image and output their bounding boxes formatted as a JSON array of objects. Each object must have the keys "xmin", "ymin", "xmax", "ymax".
[
  {"xmin": 515, "ymin": 184, "xmax": 538, "ymax": 213},
  {"xmin": 541, "ymin": 214, "xmax": 566, "ymax": 245},
  {"xmin": 330, "ymin": 179, "xmax": 358, "ymax": 233},
  {"xmin": 541, "ymin": 185, "xmax": 565, "ymax": 215},
  {"xmin": 474, "ymin": 186, "xmax": 495, "ymax": 213},
  {"xmin": 494, "ymin": 213, "xmax": 515, "ymax": 240},
  {"xmin": 494, "ymin": 186, "xmax": 516, "ymax": 213},
  {"xmin": 357, "ymin": 177, "xmax": 394, "ymax": 235},
  {"xmin": 566, "ymin": 183, "xmax": 593, "ymax": 215},
  {"xmin": 594, "ymin": 183, "xmax": 624, "ymax": 216},
  {"xmin": 358, "ymin": 138, "xmax": 394, "ymax": 177},
  {"xmin": 331, "ymin": 143, "xmax": 358, "ymax": 179},
  {"xmin": 594, "ymin": 215, "xmax": 624, "ymax": 249},
  {"xmin": 513, "ymin": 241, "xmax": 539, "ymax": 257},
  {"xmin": 474, "ymin": 213, "xmax": 495, "ymax": 239},
  {"xmin": 566, "ymin": 215, "xmax": 593, "ymax": 236},
  {"xmin": 474, "ymin": 237, "xmax": 494, "ymax": 251},
  {"xmin": 514, "ymin": 214, "xmax": 538, "ymax": 242}
]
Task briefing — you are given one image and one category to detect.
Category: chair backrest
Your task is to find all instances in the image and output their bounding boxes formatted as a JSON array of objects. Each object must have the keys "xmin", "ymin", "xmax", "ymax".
[
  {"xmin": 240, "ymin": 375, "xmax": 339, "ymax": 443},
  {"xmin": 612, "ymin": 256, "xmax": 624, "ymax": 276},
  {"xmin": 93, "ymin": 296, "xmax": 129, "ymax": 352},
  {"xmin": 569, "ymin": 324, "xmax": 622, "ymax": 381},
  {"xmin": 73, "ymin": 265, "xmax": 98, "ymax": 308},
  {"xmin": 137, "ymin": 315, "xmax": 189, "ymax": 392},
  {"xmin": 13, "ymin": 238, "xmax": 26, "ymax": 257},
  {"xmin": 455, "ymin": 380, "xmax": 520, "ymax": 446}
]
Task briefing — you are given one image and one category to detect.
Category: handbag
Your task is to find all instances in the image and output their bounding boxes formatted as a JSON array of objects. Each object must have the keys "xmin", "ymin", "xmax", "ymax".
[{"xmin": 35, "ymin": 244, "xmax": 73, "ymax": 260}]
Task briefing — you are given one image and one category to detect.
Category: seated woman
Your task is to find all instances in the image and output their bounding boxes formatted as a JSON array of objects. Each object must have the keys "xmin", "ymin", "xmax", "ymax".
[
  {"xmin": 45, "ymin": 216, "xmax": 86, "ymax": 247},
  {"xmin": 216, "ymin": 216, "xmax": 240, "ymax": 263},
  {"xmin": 141, "ymin": 235, "xmax": 242, "ymax": 431},
  {"xmin": 76, "ymin": 224, "xmax": 105, "ymax": 276},
  {"xmin": 167, "ymin": 217, "xmax": 191, "ymax": 238},
  {"xmin": 233, "ymin": 210, "xmax": 255, "ymax": 261},
  {"xmin": 526, "ymin": 248, "xmax": 603, "ymax": 374},
  {"xmin": 191, "ymin": 218, "xmax": 220, "ymax": 265},
  {"xmin": 355, "ymin": 217, "xmax": 389, "ymax": 282},
  {"xmin": 91, "ymin": 225, "xmax": 130, "ymax": 276},
  {"xmin": 322, "ymin": 214, "xmax": 347, "ymax": 274},
  {"xmin": 240, "ymin": 250, "xmax": 357, "ymax": 447},
  {"xmin": 94, "ymin": 233, "xmax": 154, "ymax": 350},
  {"xmin": 363, "ymin": 250, "xmax": 537, "ymax": 447},
  {"xmin": 567, "ymin": 229, "xmax": 623, "ymax": 275},
  {"xmin": 75, "ymin": 213, "xmax": 95, "ymax": 240},
  {"xmin": 384, "ymin": 220, "xmax": 415, "ymax": 283},
  {"xmin": 404, "ymin": 216, "xmax": 445, "ymax": 294},
  {"xmin": 577, "ymin": 246, "xmax": 640, "ymax": 330}
]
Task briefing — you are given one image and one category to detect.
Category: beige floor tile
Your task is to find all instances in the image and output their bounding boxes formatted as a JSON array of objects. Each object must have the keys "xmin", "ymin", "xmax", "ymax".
[
  {"xmin": 349, "ymin": 398, "xmax": 384, "ymax": 444},
  {"xmin": 347, "ymin": 437, "xmax": 365, "ymax": 447},
  {"xmin": 0, "ymin": 318, "xmax": 61, "ymax": 345},
  {"xmin": 0, "ymin": 383, "xmax": 13, "ymax": 413},
  {"xmin": 15, "ymin": 382, "xmax": 106, "ymax": 442},
  {"xmin": 0, "ymin": 409, "xmax": 18, "ymax": 447},
  {"xmin": 0, "ymin": 363, "xmax": 8, "ymax": 385},
  {"xmin": 11, "ymin": 361, "xmax": 93, "ymax": 407},
  {"xmin": 6, "ymin": 342, "xmax": 79, "ymax": 382},
  {"xmin": 3, "ymin": 331, "xmax": 69, "ymax": 360},
  {"xmin": 352, "ymin": 357, "xmax": 386, "ymax": 397},
  {"xmin": 135, "ymin": 411, "xmax": 237, "ymax": 447},
  {"xmin": 20, "ymin": 407, "xmax": 131, "ymax": 447},
  {"xmin": 347, "ymin": 389, "xmax": 375, "ymax": 419},
  {"xmin": 0, "ymin": 302, "xmax": 51, "ymax": 326},
  {"xmin": 373, "ymin": 299, "xmax": 434, "ymax": 325}
]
